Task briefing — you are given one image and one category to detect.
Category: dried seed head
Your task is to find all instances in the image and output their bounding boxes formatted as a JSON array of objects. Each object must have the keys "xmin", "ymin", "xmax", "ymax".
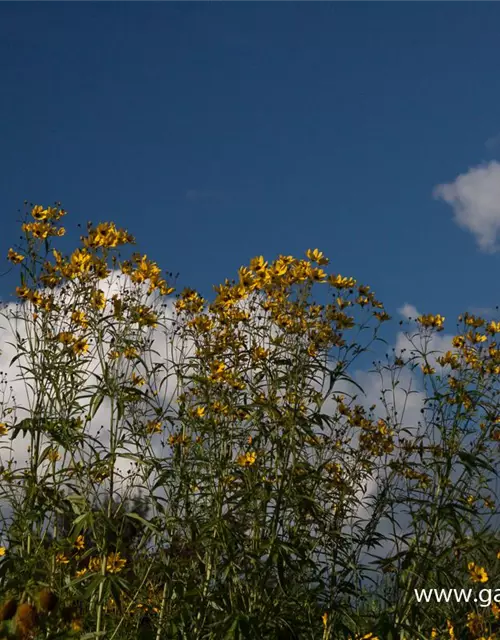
[
  {"xmin": 38, "ymin": 588, "xmax": 58, "ymax": 612},
  {"xmin": 0, "ymin": 597, "xmax": 17, "ymax": 621}
]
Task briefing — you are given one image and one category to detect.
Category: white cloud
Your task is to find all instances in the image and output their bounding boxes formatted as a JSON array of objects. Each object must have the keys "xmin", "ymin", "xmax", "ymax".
[
  {"xmin": 433, "ymin": 161, "xmax": 500, "ymax": 253},
  {"xmin": 397, "ymin": 303, "xmax": 420, "ymax": 321}
]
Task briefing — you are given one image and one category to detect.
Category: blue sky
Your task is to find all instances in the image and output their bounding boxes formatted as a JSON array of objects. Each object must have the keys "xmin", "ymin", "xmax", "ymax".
[{"xmin": 2, "ymin": 2, "xmax": 500, "ymax": 349}]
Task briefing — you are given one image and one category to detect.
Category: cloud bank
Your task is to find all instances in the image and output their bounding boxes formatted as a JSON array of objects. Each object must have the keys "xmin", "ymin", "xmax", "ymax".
[{"xmin": 434, "ymin": 161, "xmax": 500, "ymax": 253}]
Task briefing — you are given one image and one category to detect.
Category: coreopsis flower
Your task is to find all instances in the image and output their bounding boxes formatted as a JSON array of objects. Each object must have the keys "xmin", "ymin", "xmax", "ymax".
[
  {"xmin": 123, "ymin": 346, "xmax": 138, "ymax": 359},
  {"xmin": 328, "ymin": 274, "xmax": 356, "ymax": 289},
  {"xmin": 131, "ymin": 373, "xmax": 146, "ymax": 387},
  {"xmin": 468, "ymin": 561, "xmax": 488, "ymax": 583},
  {"xmin": 90, "ymin": 290, "xmax": 106, "ymax": 310},
  {"xmin": 71, "ymin": 310, "xmax": 88, "ymax": 328},
  {"xmin": 146, "ymin": 420, "xmax": 162, "ymax": 434},
  {"xmin": 56, "ymin": 552, "xmax": 69, "ymax": 565},
  {"xmin": 0, "ymin": 424, "xmax": 7, "ymax": 436},
  {"xmin": 106, "ymin": 552, "xmax": 126, "ymax": 574},
  {"xmin": 74, "ymin": 535, "xmax": 85, "ymax": 551},
  {"xmin": 88, "ymin": 557, "xmax": 101, "ymax": 572},
  {"xmin": 16, "ymin": 286, "xmax": 30, "ymax": 299},
  {"xmin": 416, "ymin": 314, "xmax": 445, "ymax": 331},
  {"xmin": 31, "ymin": 205, "xmax": 49, "ymax": 220},
  {"xmin": 47, "ymin": 449, "xmax": 61, "ymax": 463},
  {"xmin": 72, "ymin": 338, "xmax": 89, "ymax": 356},
  {"xmin": 7, "ymin": 249, "xmax": 24, "ymax": 264},
  {"xmin": 236, "ymin": 451, "xmax": 257, "ymax": 467},
  {"xmin": 57, "ymin": 331, "xmax": 75, "ymax": 346},
  {"xmin": 306, "ymin": 248, "xmax": 329, "ymax": 265}
]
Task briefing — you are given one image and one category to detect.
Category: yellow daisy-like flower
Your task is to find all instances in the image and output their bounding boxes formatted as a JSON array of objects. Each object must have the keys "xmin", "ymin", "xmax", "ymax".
[
  {"xmin": 416, "ymin": 313, "xmax": 445, "ymax": 331},
  {"xmin": 468, "ymin": 561, "xmax": 488, "ymax": 583},
  {"xmin": 88, "ymin": 557, "xmax": 101, "ymax": 572},
  {"xmin": 421, "ymin": 364, "xmax": 435, "ymax": 375},
  {"xmin": 0, "ymin": 424, "xmax": 7, "ymax": 436},
  {"xmin": 123, "ymin": 346, "xmax": 138, "ymax": 360},
  {"xmin": 75, "ymin": 568, "xmax": 87, "ymax": 578},
  {"xmin": 56, "ymin": 552, "xmax": 69, "ymax": 565},
  {"xmin": 90, "ymin": 289, "xmax": 106, "ymax": 310},
  {"xmin": 72, "ymin": 338, "xmax": 89, "ymax": 356},
  {"xmin": 74, "ymin": 535, "xmax": 85, "ymax": 551},
  {"xmin": 106, "ymin": 552, "xmax": 126, "ymax": 574},
  {"xmin": 322, "ymin": 612, "xmax": 328, "ymax": 628},
  {"xmin": 146, "ymin": 420, "xmax": 162, "ymax": 434},
  {"xmin": 47, "ymin": 449, "xmax": 61, "ymax": 463},
  {"xmin": 131, "ymin": 373, "xmax": 146, "ymax": 386},
  {"xmin": 71, "ymin": 310, "xmax": 88, "ymax": 328},
  {"xmin": 306, "ymin": 248, "xmax": 329, "ymax": 265},
  {"xmin": 0, "ymin": 547, "xmax": 6, "ymax": 557},
  {"xmin": 236, "ymin": 451, "xmax": 257, "ymax": 467},
  {"xmin": 71, "ymin": 619, "xmax": 83, "ymax": 632},
  {"xmin": 7, "ymin": 248, "xmax": 24, "ymax": 264},
  {"xmin": 31, "ymin": 205, "xmax": 49, "ymax": 220},
  {"xmin": 16, "ymin": 286, "xmax": 31, "ymax": 299},
  {"xmin": 57, "ymin": 331, "xmax": 75, "ymax": 345}
]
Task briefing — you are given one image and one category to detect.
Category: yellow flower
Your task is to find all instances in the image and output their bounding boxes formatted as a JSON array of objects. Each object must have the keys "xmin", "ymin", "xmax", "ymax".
[
  {"xmin": 146, "ymin": 420, "xmax": 162, "ymax": 434},
  {"xmin": 131, "ymin": 373, "xmax": 146, "ymax": 386},
  {"xmin": 236, "ymin": 451, "xmax": 257, "ymax": 467},
  {"xmin": 71, "ymin": 619, "xmax": 83, "ymax": 632},
  {"xmin": 7, "ymin": 248, "xmax": 24, "ymax": 264},
  {"xmin": 88, "ymin": 557, "xmax": 101, "ymax": 572},
  {"xmin": 328, "ymin": 274, "xmax": 356, "ymax": 289},
  {"xmin": 0, "ymin": 547, "xmax": 6, "ymax": 557},
  {"xmin": 31, "ymin": 205, "xmax": 49, "ymax": 220},
  {"xmin": 0, "ymin": 424, "xmax": 7, "ymax": 436},
  {"xmin": 416, "ymin": 314, "xmax": 445, "ymax": 331},
  {"xmin": 308, "ymin": 343, "xmax": 318, "ymax": 358},
  {"xmin": 75, "ymin": 568, "xmax": 87, "ymax": 578},
  {"xmin": 47, "ymin": 449, "xmax": 61, "ymax": 463},
  {"xmin": 466, "ymin": 611, "xmax": 483, "ymax": 635},
  {"xmin": 69, "ymin": 248, "xmax": 92, "ymax": 276},
  {"xmin": 90, "ymin": 289, "xmax": 106, "ymax": 310},
  {"xmin": 209, "ymin": 361, "xmax": 227, "ymax": 381},
  {"xmin": 56, "ymin": 552, "xmax": 69, "ymax": 565},
  {"xmin": 71, "ymin": 310, "xmax": 88, "ymax": 328},
  {"xmin": 306, "ymin": 248, "xmax": 329, "ymax": 265},
  {"xmin": 74, "ymin": 535, "xmax": 85, "ymax": 551},
  {"xmin": 57, "ymin": 331, "xmax": 75, "ymax": 345},
  {"xmin": 72, "ymin": 338, "xmax": 89, "ymax": 356},
  {"xmin": 322, "ymin": 612, "xmax": 328, "ymax": 628},
  {"xmin": 421, "ymin": 364, "xmax": 435, "ymax": 375},
  {"xmin": 16, "ymin": 286, "xmax": 30, "ymax": 299},
  {"xmin": 468, "ymin": 561, "xmax": 488, "ymax": 583},
  {"xmin": 106, "ymin": 552, "xmax": 126, "ymax": 574}
]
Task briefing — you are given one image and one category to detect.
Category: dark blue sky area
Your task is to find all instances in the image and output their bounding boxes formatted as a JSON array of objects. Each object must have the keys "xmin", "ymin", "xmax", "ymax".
[{"xmin": 1, "ymin": 3, "xmax": 500, "ymax": 335}]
